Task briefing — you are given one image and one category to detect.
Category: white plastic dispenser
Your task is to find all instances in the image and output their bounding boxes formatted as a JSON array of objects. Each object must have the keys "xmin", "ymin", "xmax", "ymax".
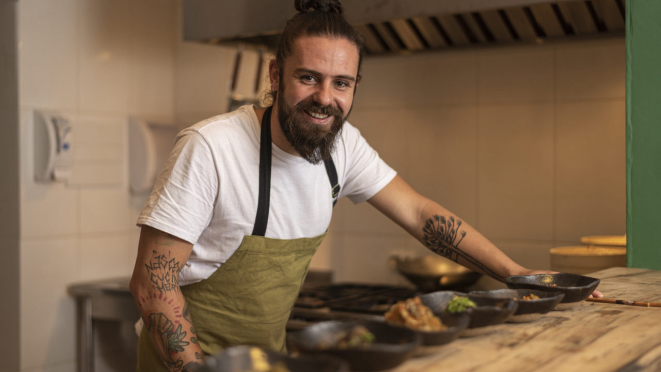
[
  {"xmin": 129, "ymin": 118, "xmax": 179, "ymax": 194},
  {"xmin": 34, "ymin": 110, "xmax": 73, "ymax": 182}
]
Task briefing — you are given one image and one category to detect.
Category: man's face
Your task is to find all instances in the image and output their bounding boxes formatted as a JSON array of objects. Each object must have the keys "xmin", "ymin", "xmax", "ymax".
[{"xmin": 272, "ymin": 36, "xmax": 360, "ymax": 164}]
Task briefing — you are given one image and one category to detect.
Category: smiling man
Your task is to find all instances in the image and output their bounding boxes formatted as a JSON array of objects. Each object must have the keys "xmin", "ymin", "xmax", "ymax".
[{"xmin": 129, "ymin": 1, "xmax": 599, "ymax": 371}]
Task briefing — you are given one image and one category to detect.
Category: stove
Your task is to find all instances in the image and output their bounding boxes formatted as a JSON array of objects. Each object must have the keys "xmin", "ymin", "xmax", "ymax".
[{"xmin": 287, "ymin": 283, "xmax": 420, "ymax": 331}]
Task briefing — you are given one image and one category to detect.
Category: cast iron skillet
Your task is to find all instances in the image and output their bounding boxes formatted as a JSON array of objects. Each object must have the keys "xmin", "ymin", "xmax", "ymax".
[
  {"xmin": 506, "ymin": 273, "xmax": 600, "ymax": 303},
  {"xmin": 288, "ymin": 320, "xmax": 421, "ymax": 371},
  {"xmin": 419, "ymin": 291, "xmax": 517, "ymax": 328},
  {"xmin": 469, "ymin": 289, "xmax": 565, "ymax": 318},
  {"xmin": 198, "ymin": 345, "xmax": 349, "ymax": 372}
]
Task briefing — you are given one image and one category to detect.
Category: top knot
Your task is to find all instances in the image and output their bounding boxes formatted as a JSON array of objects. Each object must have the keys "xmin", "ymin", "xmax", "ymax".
[{"xmin": 295, "ymin": 0, "xmax": 343, "ymax": 15}]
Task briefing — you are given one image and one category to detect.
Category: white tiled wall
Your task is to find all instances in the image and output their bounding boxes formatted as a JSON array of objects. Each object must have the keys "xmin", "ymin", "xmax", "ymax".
[
  {"xmin": 327, "ymin": 38, "xmax": 626, "ymax": 287},
  {"xmin": 16, "ymin": 0, "xmax": 182, "ymax": 371}
]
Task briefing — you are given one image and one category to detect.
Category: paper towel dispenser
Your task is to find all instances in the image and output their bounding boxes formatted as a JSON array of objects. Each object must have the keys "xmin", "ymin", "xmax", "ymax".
[
  {"xmin": 128, "ymin": 118, "xmax": 180, "ymax": 194},
  {"xmin": 34, "ymin": 110, "xmax": 73, "ymax": 182}
]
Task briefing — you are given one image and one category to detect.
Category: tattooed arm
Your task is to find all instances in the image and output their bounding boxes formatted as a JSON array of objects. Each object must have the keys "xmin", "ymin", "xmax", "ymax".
[
  {"xmin": 129, "ymin": 226, "xmax": 204, "ymax": 371},
  {"xmin": 368, "ymin": 175, "xmax": 533, "ymax": 282}
]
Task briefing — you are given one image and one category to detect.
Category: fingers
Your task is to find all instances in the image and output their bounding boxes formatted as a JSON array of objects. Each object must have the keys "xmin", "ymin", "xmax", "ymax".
[{"xmin": 588, "ymin": 290, "xmax": 603, "ymax": 299}]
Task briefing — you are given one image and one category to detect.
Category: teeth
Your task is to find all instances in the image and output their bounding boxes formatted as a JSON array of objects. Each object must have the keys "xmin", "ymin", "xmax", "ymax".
[{"xmin": 306, "ymin": 110, "xmax": 329, "ymax": 119}]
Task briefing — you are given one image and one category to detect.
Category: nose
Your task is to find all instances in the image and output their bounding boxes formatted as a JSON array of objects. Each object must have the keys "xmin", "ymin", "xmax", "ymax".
[{"xmin": 312, "ymin": 81, "xmax": 333, "ymax": 107}]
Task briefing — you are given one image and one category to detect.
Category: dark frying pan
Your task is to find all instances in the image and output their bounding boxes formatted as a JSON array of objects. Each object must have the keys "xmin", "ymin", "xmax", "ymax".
[{"xmin": 390, "ymin": 255, "xmax": 482, "ymax": 292}]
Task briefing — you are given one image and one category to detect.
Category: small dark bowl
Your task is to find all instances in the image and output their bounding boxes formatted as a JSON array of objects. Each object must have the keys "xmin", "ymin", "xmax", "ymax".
[
  {"xmin": 198, "ymin": 345, "xmax": 349, "ymax": 372},
  {"xmin": 469, "ymin": 289, "xmax": 565, "ymax": 322},
  {"xmin": 386, "ymin": 310, "xmax": 469, "ymax": 346},
  {"xmin": 419, "ymin": 291, "xmax": 517, "ymax": 329},
  {"xmin": 288, "ymin": 320, "xmax": 421, "ymax": 371},
  {"xmin": 506, "ymin": 273, "xmax": 600, "ymax": 303}
]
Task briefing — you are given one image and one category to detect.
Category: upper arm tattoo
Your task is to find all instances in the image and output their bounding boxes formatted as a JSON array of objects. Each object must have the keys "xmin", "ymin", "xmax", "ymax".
[
  {"xmin": 423, "ymin": 215, "xmax": 505, "ymax": 281},
  {"xmin": 145, "ymin": 250, "xmax": 183, "ymax": 293}
]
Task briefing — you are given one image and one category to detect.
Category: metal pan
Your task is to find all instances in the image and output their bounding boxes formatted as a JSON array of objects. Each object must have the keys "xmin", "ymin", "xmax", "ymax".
[{"xmin": 390, "ymin": 255, "xmax": 482, "ymax": 292}]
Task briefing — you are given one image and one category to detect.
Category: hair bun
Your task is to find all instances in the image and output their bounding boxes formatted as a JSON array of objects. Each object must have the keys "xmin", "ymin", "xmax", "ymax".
[{"xmin": 295, "ymin": 0, "xmax": 343, "ymax": 15}]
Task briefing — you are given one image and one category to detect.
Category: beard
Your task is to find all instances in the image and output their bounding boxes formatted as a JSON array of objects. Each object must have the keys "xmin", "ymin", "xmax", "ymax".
[{"xmin": 276, "ymin": 91, "xmax": 349, "ymax": 165}]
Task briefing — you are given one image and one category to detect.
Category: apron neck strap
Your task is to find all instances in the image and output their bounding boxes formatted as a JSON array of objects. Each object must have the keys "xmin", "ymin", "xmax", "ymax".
[{"xmin": 251, "ymin": 105, "xmax": 341, "ymax": 237}]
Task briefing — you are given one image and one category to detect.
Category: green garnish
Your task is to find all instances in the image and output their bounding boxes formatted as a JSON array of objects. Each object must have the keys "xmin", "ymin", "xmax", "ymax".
[{"xmin": 445, "ymin": 296, "xmax": 477, "ymax": 314}]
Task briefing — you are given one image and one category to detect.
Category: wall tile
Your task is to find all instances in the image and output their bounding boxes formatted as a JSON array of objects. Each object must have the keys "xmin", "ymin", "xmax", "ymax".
[
  {"xmin": 348, "ymin": 109, "xmax": 410, "ymax": 179},
  {"xmin": 22, "ymin": 361, "xmax": 77, "ymax": 372},
  {"xmin": 175, "ymin": 42, "xmax": 237, "ymax": 117},
  {"xmin": 490, "ymin": 238, "xmax": 555, "ymax": 271},
  {"xmin": 404, "ymin": 106, "xmax": 478, "ymax": 225},
  {"xmin": 333, "ymin": 233, "xmax": 420, "ymax": 286},
  {"xmin": 20, "ymin": 110, "xmax": 79, "ymax": 238},
  {"xmin": 79, "ymin": 0, "xmax": 130, "ymax": 113},
  {"xmin": 68, "ymin": 164, "xmax": 124, "ymax": 187},
  {"xmin": 554, "ymin": 101, "xmax": 626, "ymax": 242},
  {"xmin": 127, "ymin": 0, "xmax": 176, "ymax": 118},
  {"xmin": 478, "ymin": 45, "xmax": 554, "ymax": 104},
  {"xmin": 477, "ymin": 104, "xmax": 554, "ymax": 241},
  {"xmin": 17, "ymin": 0, "xmax": 77, "ymax": 110},
  {"xmin": 354, "ymin": 50, "xmax": 477, "ymax": 110},
  {"xmin": 80, "ymin": 187, "xmax": 134, "ymax": 234},
  {"xmin": 80, "ymin": 235, "xmax": 134, "ymax": 281},
  {"xmin": 555, "ymin": 38, "xmax": 625, "ymax": 102},
  {"xmin": 21, "ymin": 238, "xmax": 79, "ymax": 369}
]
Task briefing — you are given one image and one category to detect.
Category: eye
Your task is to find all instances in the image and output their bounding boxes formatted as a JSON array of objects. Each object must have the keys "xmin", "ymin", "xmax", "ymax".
[
  {"xmin": 301, "ymin": 75, "xmax": 317, "ymax": 83},
  {"xmin": 335, "ymin": 80, "xmax": 351, "ymax": 89}
]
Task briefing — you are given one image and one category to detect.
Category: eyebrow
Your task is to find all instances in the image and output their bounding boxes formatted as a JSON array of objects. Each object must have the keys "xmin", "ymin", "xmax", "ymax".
[{"xmin": 294, "ymin": 68, "xmax": 356, "ymax": 82}]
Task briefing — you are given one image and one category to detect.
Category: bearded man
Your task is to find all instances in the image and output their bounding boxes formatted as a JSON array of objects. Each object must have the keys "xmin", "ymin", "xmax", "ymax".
[{"xmin": 129, "ymin": 0, "xmax": 601, "ymax": 371}]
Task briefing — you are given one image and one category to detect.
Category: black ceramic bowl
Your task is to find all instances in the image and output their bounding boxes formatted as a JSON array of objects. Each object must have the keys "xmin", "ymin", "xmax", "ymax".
[
  {"xmin": 469, "ymin": 289, "xmax": 565, "ymax": 322},
  {"xmin": 288, "ymin": 320, "xmax": 421, "ymax": 371},
  {"xmin": 198, "ymin": 345, "xmax": 349, "ymax": 372},
  {"xmin": 386, "ymin": 310, "xmax": 470, "ymax": 346},
  {"xmin": 506, "ymin": 273, "xmax": 600, "ymax": 303},
  {"xmin": 419, "ymin": 291, "xmax": 517, "ymax": 329}
]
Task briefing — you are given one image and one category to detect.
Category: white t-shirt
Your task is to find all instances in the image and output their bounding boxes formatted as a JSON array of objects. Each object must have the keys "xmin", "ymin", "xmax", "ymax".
[{"xmin": 137, "ymin": 105, "xmax": 396, "ymax": 285}]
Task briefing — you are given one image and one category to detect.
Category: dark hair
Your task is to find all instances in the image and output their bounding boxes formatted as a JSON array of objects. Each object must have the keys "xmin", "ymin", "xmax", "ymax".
[{"xmin": 266, "ymin": 0, "xmax": 365, "ymax": 103}]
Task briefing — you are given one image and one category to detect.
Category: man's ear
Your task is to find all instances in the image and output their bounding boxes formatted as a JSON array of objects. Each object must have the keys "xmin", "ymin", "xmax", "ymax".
[{"xmin": 269, "ymin": 60, "xmax": 280, "ymax": 92}]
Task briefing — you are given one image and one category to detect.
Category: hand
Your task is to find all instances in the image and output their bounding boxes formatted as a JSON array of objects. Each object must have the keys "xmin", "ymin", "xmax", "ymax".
[{"xmin": 513, "ymin": 269, "xmax": 603, "ymax": 298}]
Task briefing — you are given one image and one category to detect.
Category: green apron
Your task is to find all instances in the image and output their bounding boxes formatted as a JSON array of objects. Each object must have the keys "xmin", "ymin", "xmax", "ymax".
[{"xmin": 136, "ymin": 106, "xmax": 340, "ymax": 371}]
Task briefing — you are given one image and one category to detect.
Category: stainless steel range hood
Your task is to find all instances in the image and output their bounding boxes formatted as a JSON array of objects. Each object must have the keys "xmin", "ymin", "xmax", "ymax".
[{"xmin": 183, "ymin": 0, "xmax": 625, "ymax": 54}]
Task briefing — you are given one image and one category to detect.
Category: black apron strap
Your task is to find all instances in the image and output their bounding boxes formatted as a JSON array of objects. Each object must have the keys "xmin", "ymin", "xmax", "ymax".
[
  {"xmin": 252, "ymin": 106, "xmax": 341, "ymax": 237},
  {"xmin": 252, "ymin": 106, "xmax": 273, "ymax": 237},
  {"xmin": 324, "ymin": 158, "xmax": 340, "ymax": 207}
]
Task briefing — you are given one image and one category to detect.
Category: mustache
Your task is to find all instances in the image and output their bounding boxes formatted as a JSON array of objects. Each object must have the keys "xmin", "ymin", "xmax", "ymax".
[{"xmin": 295, "ymin": 100, "xmax": 343, "ymax": 119}]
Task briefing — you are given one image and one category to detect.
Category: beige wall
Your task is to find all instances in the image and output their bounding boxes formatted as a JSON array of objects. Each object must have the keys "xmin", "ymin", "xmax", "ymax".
[{"xmin": 312, "ymin": 38, "xmax": 626, "ymax": 290}]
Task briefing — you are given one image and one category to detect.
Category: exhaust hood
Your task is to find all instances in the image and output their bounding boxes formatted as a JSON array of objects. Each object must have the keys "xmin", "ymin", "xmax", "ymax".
[{"xmin": 183, "ymin": 0, "xmax": 624, "ymax": 55}]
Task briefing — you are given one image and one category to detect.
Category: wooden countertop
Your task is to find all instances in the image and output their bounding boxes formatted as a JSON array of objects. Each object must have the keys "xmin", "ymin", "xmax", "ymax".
[{"xmin": 392, "ymin": 267, "xmax": 661, "ymax": 372}]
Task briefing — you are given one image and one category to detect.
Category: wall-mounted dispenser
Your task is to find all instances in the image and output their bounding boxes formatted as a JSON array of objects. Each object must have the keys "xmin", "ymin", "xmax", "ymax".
[
  {"xmin": 34, "ymin": 110, "xmax": 73, "ymax": 182},
  {"xmin": 129, "ymin": 118, "xmax": 180, "ymax": 194}
]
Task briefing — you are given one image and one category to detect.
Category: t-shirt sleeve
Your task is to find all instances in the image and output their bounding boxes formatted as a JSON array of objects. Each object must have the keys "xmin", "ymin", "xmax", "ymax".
[
  {"xmin": 137, "ymin": 130, "xmax": 218, "ymax": 244},
  {"xmin": 340, "ymin": 125, "xmax": 397, "ymax": 204}
]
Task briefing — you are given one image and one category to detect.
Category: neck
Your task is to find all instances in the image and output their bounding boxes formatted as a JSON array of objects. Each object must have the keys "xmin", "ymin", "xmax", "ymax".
[{"xmin": 254, "ymin": 104, "xmax": 299, "ymax": 157}]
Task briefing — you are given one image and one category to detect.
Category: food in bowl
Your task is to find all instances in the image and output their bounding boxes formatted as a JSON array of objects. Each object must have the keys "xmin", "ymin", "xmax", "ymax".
[
  {"xmin": 317, "ymin": 325, "xmax": 376, "ymax": 350},
  {"xmin": 445, "ymin": 296, "xmax": 476, "ymax": 314},
  {"xmin": 521, "ymin": 294, "xmax": 540, "ymax": 301},
  {"xmin": 248, "ymin": 347, "xmax": 291, "ymax": 372},
  {"xmin": 384, "ymin": 297, "xmax": 446, "ymax": 332}
]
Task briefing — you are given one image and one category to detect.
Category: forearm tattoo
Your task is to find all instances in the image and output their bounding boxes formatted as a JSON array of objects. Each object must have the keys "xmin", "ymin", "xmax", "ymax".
[
  {"xmin": 422, "ymin": 215, "xmax": 505, "ymax": 281},
  {"xmin": 140, "ymin": 252, "xmax": 200, "ymax": 371}
]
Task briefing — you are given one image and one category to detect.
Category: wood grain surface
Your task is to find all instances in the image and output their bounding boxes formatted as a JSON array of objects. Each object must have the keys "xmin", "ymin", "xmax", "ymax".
[{"xmin": 391, "ymin": 267, "xmax": 661, "ymax": 372}]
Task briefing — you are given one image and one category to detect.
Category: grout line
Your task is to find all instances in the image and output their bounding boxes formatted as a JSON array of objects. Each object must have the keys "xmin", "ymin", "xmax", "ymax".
[{"xmin": 474, "ymin": 49, "xmax": 480, "ymax": 231}]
